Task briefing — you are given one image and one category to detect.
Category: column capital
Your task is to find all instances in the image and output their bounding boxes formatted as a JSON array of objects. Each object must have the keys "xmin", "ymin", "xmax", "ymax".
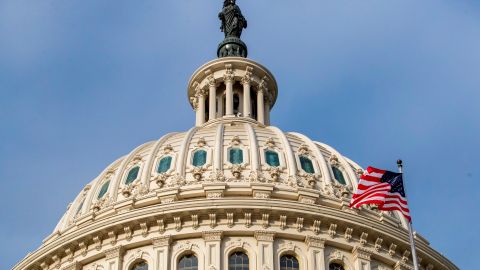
[
  {"xmin": 241, "ymin": 66, "xmax": 253, "ymax": 85},
  {"xmin": 223, "ymin": 64, "xmax": 235, "ymax": 83},
  {"xmin": 193, "ymin": 81, "xmax": 207, "ymax": 98},
  {"xmin": 104, "ymin": 246, "xmax": 125, "ymax": 260},
  {"xmin": 305, "ymin": 236, "xmax": 325, "ymax": 249},
  {"xmin": 254, "ymin": 230, "xmax": 275, "ymax": 242},
  {"xmin": 207, "ymin": 74, "xmax": 216, "ymax": 87},
  {"xmin": 202, "ymin": 230, "xmax": 223, "ymax": 241},
  {"xmin": 152, "ymin": 235, "xmax": 172, "ymax": 248},
  {"xmin": 352, "ymin": 246, "xmax": 372, "ymax": 261}
]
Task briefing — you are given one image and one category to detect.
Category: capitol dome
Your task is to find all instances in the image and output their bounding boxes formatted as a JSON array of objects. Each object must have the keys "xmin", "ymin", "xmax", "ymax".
[{"xmin": 14, "ymin": 3, "xmax": 457, "ymax": 270}]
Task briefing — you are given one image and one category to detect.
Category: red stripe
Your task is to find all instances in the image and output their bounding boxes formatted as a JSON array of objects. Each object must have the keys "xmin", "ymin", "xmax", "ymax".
[
  {"xmin": 384, "ymin": 193, "xmax": 408, "ymax": 204},
  {"xmin": 360, "ymin": 175, "xmax": 382, "ymax": 182},
  {"xmin": 366, "ymin": 166, "xmax": 386, "ymax": 174},
  {"xmin": 351, "ymin": 190, "xmax": 389, "ymax": 207},
  {"xmin": 351, "ymin": 183, "xmax": 390, "ymax": 200}
]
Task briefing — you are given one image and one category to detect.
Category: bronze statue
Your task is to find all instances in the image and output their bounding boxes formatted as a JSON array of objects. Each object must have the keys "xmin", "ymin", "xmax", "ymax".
[{"xmin": 219, "ymin": 0, "xmax": 247, "ymax": 38}]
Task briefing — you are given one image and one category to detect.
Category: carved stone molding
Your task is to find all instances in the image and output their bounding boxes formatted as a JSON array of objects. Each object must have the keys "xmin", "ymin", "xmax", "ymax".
[
  {"xmin": 152, "ymin": 235, "xmax": 171, "ymax": 248},
  {"xmin": 313, "ymin": 220, "xmax": 321, "ymax": 234},
  {"xmin": 254, "ymin": 231, "xmax": 275, "ymax": 242},
  {"xmin": 227, "ymin": 212, "xmax": 234, "ymax": 228},
  {"xmin": 344, "ymin": 228, "xmax": 353, "ymax": 242},
  {"xmin": 192, "ymin": 214, "xmax": 199, "ymax": 229},
  {"xmin": 375, "ymin": 237, "xmax": 383, "ymax": 252},
  {"xmin": 104, "ymin": 246, "xmax": 124, "ymax": 260},
  {"xmin": 203, "ymin": 231, "xmax": 223, "ymax": 241},
  {"xmin": 296, "ymin": 217, "xmax": 304, "ymax": 232},
  {"xmin": 244, "ymin": 212, "xmax": 252, "ymax": 228},
  {"xmin": 394, "ymin": 261, "xmax": 413, "ymax": 270},
  {"xmin": 352, "ymin": 246, "xmax": 372, "ymax": 261},
  {"xmin": 328, "ymin": 223, "xmax": 337, "ymax": 238},
  {"xmin": 360, "ymin": 232, "xmax": 368, "ymax": 246},
  {"xmin": 305, "ymin": 236, "xmax": 325, "ymax": 249},
  {"xmin": 62, "ymin": 261, "xmax": 81, "ymax": 270},
  {"xmin": 261, "ymin": 213, "xmax": 269, "ymax": 228},
  {"xmin": 389, "ymin": 243, "xmax": 397, "ymax": 257}
]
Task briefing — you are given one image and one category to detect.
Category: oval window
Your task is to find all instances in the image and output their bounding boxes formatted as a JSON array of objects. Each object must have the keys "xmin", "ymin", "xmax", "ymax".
[
  {"xmin": 125, "ymin": 166, "xmax": 140, "ymax": 185},
  {"xmin": 97, "ymin": 180, "xmax": 110, "ymax": 199},
  {"xmin": 192, "ymin": 150, "xmax": 207, "ymax": 167},
  {"xmin": 332, "ymin": 166, "xmax": 346, "ymax": 185},
  {"xmin": 157, "ymin": 156, "xmax": 172, "ymax": 173},
  {"xmin": 300, "ymin": 156, "xmax": 315, "ymax": 174},
  {"xmin": 229, "ymin": 148, "xmax": 243, "ymax": 164},
  {"xmin": 265, "ymin": 150, "xmax": 280, "ymax": 167}
]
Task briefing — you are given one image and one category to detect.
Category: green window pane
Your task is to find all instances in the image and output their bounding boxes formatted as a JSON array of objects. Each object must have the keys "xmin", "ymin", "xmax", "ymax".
[
  {"xmin": 157, "ymin": 156, "xmax": 172, "ymax": 173},
  {"xmin": 300, "ymin": 156, "xmax": 315, "ymax": 174},
  {"xmin": 97, "ymin": 180, "xmax": 110, "ymax": 199},
  {"xmin": 192, "ymin": 150, "xmax": 207, "ymax": 167},
  {"xmin": 229, "ymin": 148, "xmax": 243, "ymax": 164},
  {"xmin": 332, "ymin": 166, "xmax": 346, "ymax": 185},
  {"xmin": 125, "ymin": 166, "xmax": 140, "ymax": 185},
  {"xmin": 265, "ymin": 150, "xmax": 280, "ymax": 167}
]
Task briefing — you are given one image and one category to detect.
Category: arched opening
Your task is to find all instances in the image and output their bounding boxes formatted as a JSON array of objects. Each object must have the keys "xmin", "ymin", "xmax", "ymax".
[
  {"xmin": 280, "ymin": 255, "xmax": 299, "ymax": 270},
  {"xmin": 178, "ymin": 254, "xmax": 198, "ymax": 270},
  {"xmin": 157, "ymin": 156, "xmax": 173, "ymax": 173},
  {"xmin": 229, "ymin": 251, "xmax": 249, "ymax": 270},
  {"xmin": 130, "ymin": 260, "xmax": 148, "ymax": 270},
  {"xmin": 329, "ymin": 263, "xmax": 345, "ymax": 270}
]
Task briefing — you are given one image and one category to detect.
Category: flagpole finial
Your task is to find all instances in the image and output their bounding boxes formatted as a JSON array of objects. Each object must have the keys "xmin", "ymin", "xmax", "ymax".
[{"xmin": 397, "ymin": 159, "xmax": 403, "ymax": 166}]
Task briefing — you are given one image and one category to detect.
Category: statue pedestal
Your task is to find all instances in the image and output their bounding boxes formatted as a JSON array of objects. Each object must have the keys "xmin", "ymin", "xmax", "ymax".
[{"xmin": 217, "ymin": 37, "xmax": 248, "ymax": 58}]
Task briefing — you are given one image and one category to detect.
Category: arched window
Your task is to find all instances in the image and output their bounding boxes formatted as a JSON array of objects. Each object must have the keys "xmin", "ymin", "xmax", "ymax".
[
  {"xmin": 280, "ymin": 255, "xmax": 299, "ymax": 270},
  {"xmin": 299, "ymin": 156, "xmax": 315, "ymax": 174},
  {"xmin": 332, "ymin": 166, "xmax": 346, "ymax": 185},
  {"xmin": 192, "ymin": 150, "xmax": 207, "ymax": 167},
  {"xmin": 329, "ymin": 263, "xmax": 345, "ymax": 270},
  {"xmin": 125, "ymin": 166, "xmax": 140, "ymax": 185},
  {"xmin": 229, "ymin": 251, "xmax": 249, "ymax": 270},
  {"xmin": 233, "ymin": 93, "xmax": 240, "ymax": 115},
  {"xmin": 229, "ymin": 148, "xmax": 243, "ymax": 164},
  {"xmin": 265, "ymin": 150, "xmax": 280, "ymax": 167},
  {"xmin": 130, "ymin": 261, "xmax": 148, "ymax": 270},
  {"xmin": 178, "ymin": 254, "xmax": 198, "ymax": 270},
  {"xmin": 157, "ymin": 156, "xmax": 172, "ymax": 173},
  {"xmin": 97, "ymin": 180, "xmax": 110, "ymax": 199}
]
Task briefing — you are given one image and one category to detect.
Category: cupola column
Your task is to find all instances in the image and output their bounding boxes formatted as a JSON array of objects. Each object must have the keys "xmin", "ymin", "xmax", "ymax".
[
  {"xmin": 257, "ymin": 88, "xmax": 265, "ymax": 124},
  {"xmin": 242, "ymin": 67, "xmax": 253, "ymax": 117},
  {"xmin": 193, "ymin": 82, "xmax": 206, "ymax": 126},
  {"xmin": 208, "ymin": 75, "xmax": 217, "ymax": 121},
  {"xmin": 265, "ymin": 98, "xmax": 271, "ymax": 125},
  {"xmin": 224, "ymin": 64, "xmax": 235, "ymax": 116}
]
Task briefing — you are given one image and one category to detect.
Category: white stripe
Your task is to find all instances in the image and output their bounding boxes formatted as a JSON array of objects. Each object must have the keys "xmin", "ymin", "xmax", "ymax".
[
  {"xmin": 384, "ymin": 197, "xmax": 409, "ymax": 208},
  {"xmin": 354, "ymin": 184, "xmax": 390, "ymax": 195},
  {"xmin": 365, "ymin": 171, "xmax": 383, "ymax": 178},
  {"xmin": 357, "ymin": 180, "xmax": 380, "ymax": 187}
]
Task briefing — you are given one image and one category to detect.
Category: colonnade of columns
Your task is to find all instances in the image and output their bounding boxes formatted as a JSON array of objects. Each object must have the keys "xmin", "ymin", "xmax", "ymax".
[{"xmin": 193, "ymin": 67, "xmax": 272, "ymax": 127}]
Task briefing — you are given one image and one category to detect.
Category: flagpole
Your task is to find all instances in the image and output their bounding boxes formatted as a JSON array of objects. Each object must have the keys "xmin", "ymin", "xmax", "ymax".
[{"xmin": 397, "ymin": 159, "xmax": 420, "ymax": 270}]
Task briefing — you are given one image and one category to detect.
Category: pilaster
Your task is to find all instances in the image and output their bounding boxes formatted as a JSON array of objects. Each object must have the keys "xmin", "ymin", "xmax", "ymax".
[
  {"xmin": 254, "ymin": 231, "xmax": 275, "ymax": 270},
  {"xmin": 305, "ymin": 236, "xmax": 326, "ymax": 270},
  {"xmin": 203, "ymin": 231, "xmax": 223, "ymax": 270},
  {"xmin": 352, "ymin": 246, "xmax": 372, "ymax": 270},
  {"xmin": 152, "ymin": 236, "xmax": 171, "ymax": 270},
  {"xmin": 103, "ymin": 246, "xmax": 125, "ymax": 270}
]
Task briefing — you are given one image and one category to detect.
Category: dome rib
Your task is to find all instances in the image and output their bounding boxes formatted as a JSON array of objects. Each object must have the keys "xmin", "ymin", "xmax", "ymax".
[
  {"xmin": 176, "ymin": 127, "xmax": 198, "ymax": 177},
  {"xmin": 213, "ymin": 123, "xmax": 225, "ymax": 171},
  {"xmin": 315, "ymin": 141, "xmax": 358, "ymax": 187},
  {"xmin": 244, "ymin": 123, "xmax": 259, "ymax": 171}
]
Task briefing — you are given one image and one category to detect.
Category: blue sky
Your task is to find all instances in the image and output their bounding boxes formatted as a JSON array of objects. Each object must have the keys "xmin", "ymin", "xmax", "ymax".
[{"xmin": 0, "ymin": 0, "xmax": 479, "ymax": 269}]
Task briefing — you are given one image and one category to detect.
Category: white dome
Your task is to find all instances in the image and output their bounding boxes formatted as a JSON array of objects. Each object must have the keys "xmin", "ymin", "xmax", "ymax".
[{"xmin": 54, "ymin": 118, "xmax": 375, "ymax": 235}]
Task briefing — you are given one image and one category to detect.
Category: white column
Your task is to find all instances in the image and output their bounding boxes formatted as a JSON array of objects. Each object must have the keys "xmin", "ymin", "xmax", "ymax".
[
  {"xmin": 242, "ymin": 67, "xmax": 253, "ymax": 118},
  {"xmin": 152, "ymin": 236, "xmax": 171, "ymax": 270},
  {"xmin": 224, "ymin": 65, "xmax": 234, "ymax": 117},
  {"xmin": 305, "ymin": 236, "xmax": 326, "ymax": 270},
  {"xmin": 203, "ymin": 231, "xmax": 223, "ymax": 270},
  {"xmin": 352, "ymin": 246, "xmax": 372, "ymax": 270},
  {"xmin": 254, "ymin": 231, "xmax": 275, "ymax": 270},
  {"xmin": 257, "ymin": 88, "xmax": 265, "ymax": 124},
  {"xmin": 264, "ymin": 98, "xmax": 270, "ymax": 125},
  {"xmin": 198, "ymin": 94, "xmax": 205, "ymax": 125},
  {"xmin": 208, "ymin": 80, "xmax": 216, "ymax": 121},
  {"xmin": 104, "ymin": 246, "xmax": 124, "ymax": 270}
]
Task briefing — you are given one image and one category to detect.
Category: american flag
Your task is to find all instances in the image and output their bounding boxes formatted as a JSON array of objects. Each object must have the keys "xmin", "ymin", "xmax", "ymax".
[{"xmin": 350, "ymin": 166, "xmax": 411, "ymax": 221}]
